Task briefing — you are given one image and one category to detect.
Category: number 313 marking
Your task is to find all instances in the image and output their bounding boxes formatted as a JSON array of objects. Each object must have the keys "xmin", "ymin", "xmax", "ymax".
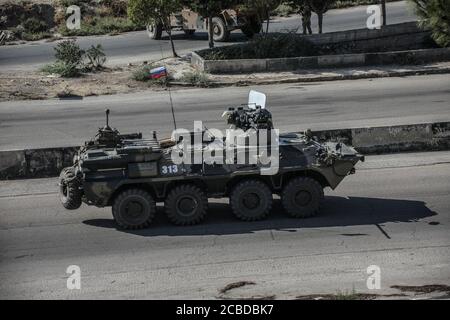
[{"xmin": 161, "ymin": 165, "xmax": 179, "ymax": 175}]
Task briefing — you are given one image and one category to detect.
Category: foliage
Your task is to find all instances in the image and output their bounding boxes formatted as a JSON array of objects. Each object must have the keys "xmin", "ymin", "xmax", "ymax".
[
  {"xmin": 131, "ymin": 64, "xmax": 169, "ymax": 85},
  {"xmin": 199, "ymin": 32, "xmax": 318, "ymax": 60},
  {"xmin": 41, "ymin": 61, "xmax": 81, "ymax": 77},
  {"xmin": 180, "ymin": 71, "xmax": 211, "ymax": 87},
  {"xmin": 128, "ymin": 0, "xmax": 183, "ymax": 56},
  {"xmin": 408, "ymin": 0, "xmax": 450, "ymax": 47},
  {"xmin": 84, "ymin": 45, "xmax": 107, "ymax": 71},
  {"xmin": 22, "ymin": 18, "xmax": 49, "ymax": 33},
  {"xmin": 55, "ymin": 40, "xmax": 85, "ymax": 65},
  {"xmin": 58, "ymin": 16, "xmax": 144, "ymax": 36}
]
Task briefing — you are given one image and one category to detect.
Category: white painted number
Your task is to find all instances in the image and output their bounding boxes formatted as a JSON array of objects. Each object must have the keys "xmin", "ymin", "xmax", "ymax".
[{"xmin": 161, "ymin": 165, "xmax": 178, "ymax": 175}]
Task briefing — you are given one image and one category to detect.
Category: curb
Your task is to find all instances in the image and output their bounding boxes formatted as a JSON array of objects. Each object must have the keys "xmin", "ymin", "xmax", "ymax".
[
  {"xmin": 1, "ymin": 122, "xmax": 449, "ymax": 180},
  {"xmin": 177, "ymin": 66, "xmax": 450, "ymax": 88}
]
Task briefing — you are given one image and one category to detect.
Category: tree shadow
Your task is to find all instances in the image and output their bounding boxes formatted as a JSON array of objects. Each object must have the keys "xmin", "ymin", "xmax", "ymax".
[
  {"xmin": 159, "ymin": 31, "xmax": 248, "ymax": 43},
  {"xmin": 83, "ymin": 196, "xmax": 437, "ymax": 237}
]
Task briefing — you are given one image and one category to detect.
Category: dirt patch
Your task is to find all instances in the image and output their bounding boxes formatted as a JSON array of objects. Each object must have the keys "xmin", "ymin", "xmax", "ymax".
[
  {"xmin": 0, "ymin": 58, "xmax": 196, "ymax": 102},
  {"xmin": 219, "ymin": 281, "xmax": 256, "ymax": 294}
]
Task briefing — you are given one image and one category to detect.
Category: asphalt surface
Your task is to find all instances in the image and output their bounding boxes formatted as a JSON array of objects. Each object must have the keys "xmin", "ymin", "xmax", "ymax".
[
  {"xmin": 0, "ymin": 151, "xmax": 449, "ymax": 299},
  {"xmin": 1, "ymin": 74, "xmax": 449, "ymax": 150},
  {"xmin": 0, "ymin": 1, "xmax": 416, "ymax": 71}
]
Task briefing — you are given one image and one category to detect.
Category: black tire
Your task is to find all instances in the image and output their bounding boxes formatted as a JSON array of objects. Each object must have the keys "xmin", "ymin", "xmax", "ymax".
[
  {"xmin": 165, "ymin": 184, "xmax": 208, "ymax": 226},
  {"xmin": 241, "ymin": 18, "xmax": 262, "ymax": 38},
  {"xmin": 59, "ymin": 167, "xmax": 82, "ymax": 210},
  {"xmin": 281, "ymin": 177, "xmax": 324, "ymax": 218},
  {"xmin": 230, "ymin": 180, "xmax": 273, "ymax": 221},
  {"xmin": 212, "ymin": 17, "xmax": 230, "ymax": 42},
  {"xmin": 147, "ymin": 23, "xmax": 163, "ymax": 40},
  {"xmin": 112, "ymin": 189, "xmax": 156, "ymax": 230},
  {"xmin": 184, "ymin": 29, "xmax": 196, "ymax": 36}
]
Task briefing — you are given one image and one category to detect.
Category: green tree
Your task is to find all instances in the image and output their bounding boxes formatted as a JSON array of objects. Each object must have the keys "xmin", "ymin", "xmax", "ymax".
[
  {"xmin": 308, "ymin": 0, "xmax": 335, "ymax": 34},
  {"xmin": 187, "ymin": 0, "xmax": 238, "ymax": 48},
  {"xmin": 128, "ymin": 0, "xmax": 182, "ymax": 57},
  {"xmin": 408, "ymin": 0, "xmax": 450, "ymax": 47},
  {"xmin": 249, "ymin": 0, "xmax": 282, "ymax": 34}
]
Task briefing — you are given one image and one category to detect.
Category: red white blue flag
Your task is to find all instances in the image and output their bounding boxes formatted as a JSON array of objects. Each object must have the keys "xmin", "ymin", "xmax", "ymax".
[{"xmin": 150, "ymin": 66, "xmax": 167, "ymax": 79}]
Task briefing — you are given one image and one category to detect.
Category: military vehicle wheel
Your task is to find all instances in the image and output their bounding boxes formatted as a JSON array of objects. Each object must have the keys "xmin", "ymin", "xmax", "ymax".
[
  {"xmin": 146, "ymin": 23, "xmax": 163, "ymax": 40},
  {"xmin": 241, "ymin": 18, "xmax": 262, "ymax": 38},
  {"xmin": 281, "ymin": 177, "xmax": 324, "ymax": 218},
  {"xmin": 112, "ymin": 189, "xmax": 156, "ymax": 230},
  {"xmin": 59, "ymin": 167, "xmax": 82, "ymax": 210},
  {"xmin": 230, "ymin": 180, "xmax": 273, "ymax": 221},
  {"xmin": 212, "ymin": 17, "xmax": 230, "ymax": 42},
  {"xmin": 165, "ymin": 185, "xmax": 208, "ymax": 226}
]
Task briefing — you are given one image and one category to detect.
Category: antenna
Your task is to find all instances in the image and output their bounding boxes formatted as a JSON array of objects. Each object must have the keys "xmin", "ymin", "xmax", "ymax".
[
  {"xmin": 105, "ymin": 109, "xmax": 110, "ymax": 127},
  {"xmin": 158, "ymin": 41, "xmax": 177, "ymax": 130}
]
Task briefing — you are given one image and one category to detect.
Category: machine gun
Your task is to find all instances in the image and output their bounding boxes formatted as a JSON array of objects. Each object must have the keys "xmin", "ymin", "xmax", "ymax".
[{"xmin": 85, "ymin": 109, "xmax": 142, "ymax": 149}]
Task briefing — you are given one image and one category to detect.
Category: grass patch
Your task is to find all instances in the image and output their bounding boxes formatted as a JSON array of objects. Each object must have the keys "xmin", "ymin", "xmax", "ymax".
[
  {"xmin": 179, "ymin": 71, "xmax": 211, "ymax": 87},
  {"xmin": 58, "ymin": 16, "xmax": 145, "ymax": 37},
  {"xmin": 41, "ymin": 61, "xmax": 81, "ymax": 77}
]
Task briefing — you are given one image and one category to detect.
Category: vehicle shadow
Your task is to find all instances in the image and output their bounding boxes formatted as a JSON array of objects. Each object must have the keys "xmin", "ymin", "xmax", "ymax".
[{"xmin": 83, "ymin": 196, "xmax": 437, "ymax": 237}]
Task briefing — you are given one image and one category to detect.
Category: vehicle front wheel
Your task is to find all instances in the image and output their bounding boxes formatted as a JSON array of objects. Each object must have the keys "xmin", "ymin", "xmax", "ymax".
[
  {"xmin": 59, "ymin": 167, "xmax": 82, "ymax": 210},
  {"xmin": 230, "ymin": 180, "xmax": 273, "ymax": 221},
  {"xmin": 281, "ymin": 177, "xmax": 324, "ymax": 218},
  {"xmin": 146, "ymin": 23, "xmax": 163, "ymax": 40},
  {"xmin": 112, "ymin": 189, "xmax": 156, "ymax": 230},
  {"xmin": 165, "ymin": 185, "xmax": 208, "ymax": 226}
]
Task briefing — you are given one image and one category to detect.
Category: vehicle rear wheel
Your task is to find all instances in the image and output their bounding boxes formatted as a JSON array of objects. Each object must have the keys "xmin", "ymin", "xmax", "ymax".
[
  {"xmin": 241, "ymin": 18, "xmax": 262, "ymax": 38},
  {"xmin": 59, "ymin": 167, "xmax": 82, "ymax": 210},
  {"xmin": 112, "ymin": 189, "xmax": 156, "ymax": 230},
  {"xmin": 165, "ymin": 185, "xmax": 208, "ymax": 226},
  {"xmin": 230, "ymin": 180, "xmax": 273, "ymax": 221},
  {"xmin": 212, "ymin": 17, "xmax": 230, "ymax": 42},
  {"xmin": 281, "ymin": 177, "xmax": 324, "ymax": 218},
  {"xmin": 146, "ymin": 23, "xmax": 163, "ymax": 40}
]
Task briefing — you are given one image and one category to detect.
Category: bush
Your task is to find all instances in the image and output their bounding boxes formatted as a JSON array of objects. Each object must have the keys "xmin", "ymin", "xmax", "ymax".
[
  {"xmin": 409, "ymin": 0, "xmax": 450, "ymax": 47},
  {"xmin": 55, "ymin": 40, "xmax": 85, "ymax": 65},
  {"xmin": 180, "ymin": 71, "xmax": 211, "ymax": 87},
  {"xmin": 199, "ymin": 33, "xmax": 319, "ymax": 60},
  {"xmin": 84, "ymin": 44, "xmax": 107, "ymax": 71},
  {"xmin": 41, "ymin": 61, "xmax": 81, "ymax": 77},
  {"xmin": 22, "ymin": 18, "xmax": 49, "ymax": 33},
  {"xmin": 58, "ymin": 16, "xmax": 144, "ymax": 36}
]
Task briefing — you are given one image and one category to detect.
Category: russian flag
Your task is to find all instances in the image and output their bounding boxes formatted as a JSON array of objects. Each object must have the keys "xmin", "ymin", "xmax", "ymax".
[{"xmin": 150, "ymin": 66, "xmax": 168, "ymax": 79}]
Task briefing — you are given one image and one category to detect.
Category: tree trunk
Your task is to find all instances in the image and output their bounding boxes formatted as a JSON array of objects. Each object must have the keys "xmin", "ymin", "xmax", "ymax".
[
  {"xmin": 166, "ymin": 28, "xmax": 178, "ymax": 58},
  {"xmin": 265, "ymin": 7, "xmax": 270, "ymax": 35},
  {"xmin": 317, "ymin": 12, "xmax": 323, "ymax": 34},
  {"xmin": 381, "ymin": 0, "xmax": 387, "ymax": 26},
  {"xmin": 208, "ymin": 16, "xmax": 214, "ymax": 49}
]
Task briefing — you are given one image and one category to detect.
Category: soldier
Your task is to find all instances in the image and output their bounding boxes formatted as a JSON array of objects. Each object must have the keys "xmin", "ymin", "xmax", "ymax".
[{"xmin": 300, "ymin": 3, "xmax": 312, "ymax": 35}]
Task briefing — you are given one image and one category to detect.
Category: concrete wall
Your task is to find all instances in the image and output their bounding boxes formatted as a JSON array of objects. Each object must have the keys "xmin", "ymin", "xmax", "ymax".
[
  {"xmin": 1, "ymin": 122, "xmax": 449, "ymax": 180},
  {"xmin": 192, "ymin": 22, "xmax": 449, "ymax": 74},
  {"xmin": 192, "ymin": 48, "xmax": 450, "ymax": 73}
]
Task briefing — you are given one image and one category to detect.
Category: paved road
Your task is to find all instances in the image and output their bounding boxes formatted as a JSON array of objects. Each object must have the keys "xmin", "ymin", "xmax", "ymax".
[
  {"xmin": 0, "ymin": 1, "xmax": 416, "ymax": 71},
  {"xmin": 1, "ymin": 74, "xmax": 449, "ymax": 150},
  {"xmin": 0, "ymin": 151, "xmax": 449, "ymax": 299}
]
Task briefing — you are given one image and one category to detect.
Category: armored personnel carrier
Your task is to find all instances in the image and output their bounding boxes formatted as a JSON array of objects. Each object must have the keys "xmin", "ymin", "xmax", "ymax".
[{"xmin": 59, "ymin": 92, "xmax": 364, "ymax": 230}]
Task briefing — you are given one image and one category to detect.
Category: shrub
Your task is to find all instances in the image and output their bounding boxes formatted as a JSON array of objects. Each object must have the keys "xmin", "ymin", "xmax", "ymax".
[
  {"xmin": 180, "ymin": 71, "xmax": 211, "ymax": 87},
  {"xmin": 409, "ymin": 0, "xmax": 450, "ymax": 47},
  {"xmin": 41, "ymin": 61, "xmax": 80, "ymax": 77},
  {"xmin": 200, "ymin": 33, "xmax": 319, "ymax": 60},
  {"xmin": 55, "ymin": 40, "xmax": 85, "ymax": 65},
  {"xmin": 22, "ymin": 18, "xmax": 49, "ymax": 33},
  {"xmin": 84, "ymin": 44, "xmax": 107, "ymax": 71},
  {"xmin": 132, "ymin": 64, "xmax": 170, "ymax": 85}
]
